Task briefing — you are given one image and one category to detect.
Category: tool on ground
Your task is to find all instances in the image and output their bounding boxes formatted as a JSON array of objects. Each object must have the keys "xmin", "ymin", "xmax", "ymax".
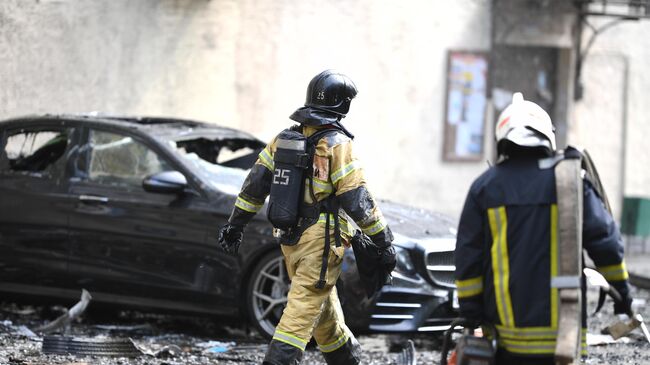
[
  {"xmin": 639, "ymin": 314, "xmax": 650, "ymax": 344},
  {"xmin": 440, "ymin": 318, "xmax": 497, "ymax": 365},
  {"xmin": 604, "ymin": 313, "xmax": 650, "ymax": 344},
  {"xmin": 585, "ymin": 266, "xmax": 649, "ymax": 344}
]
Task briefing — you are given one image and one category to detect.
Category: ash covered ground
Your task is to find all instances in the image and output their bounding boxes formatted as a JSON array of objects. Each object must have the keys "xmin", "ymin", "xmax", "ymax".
[{"xmin": 0, "ymin": 286, "xmax": 648, "ymax": 365}]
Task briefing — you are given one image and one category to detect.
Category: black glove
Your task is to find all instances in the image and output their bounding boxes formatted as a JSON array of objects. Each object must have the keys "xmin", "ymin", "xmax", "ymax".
[
  {"xmin": 378, "ymin": 245, "xmax": 396, "ymax": 273},
  {"xmin": 218, "ymin": 223, "xmax": 244, "ymax": 255},
  {"xmin": 369, "ymin": 227, "xmax": 395, "ymax": 273},
  {"xmin": 614, "ymin": 291, "xmax": 634, "ymax": 316}
]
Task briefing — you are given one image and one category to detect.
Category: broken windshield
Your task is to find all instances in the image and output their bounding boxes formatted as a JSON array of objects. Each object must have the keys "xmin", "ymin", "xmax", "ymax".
[{"xmin": 171, "ymin": 137, "xmax": 263, "ymax": 196}]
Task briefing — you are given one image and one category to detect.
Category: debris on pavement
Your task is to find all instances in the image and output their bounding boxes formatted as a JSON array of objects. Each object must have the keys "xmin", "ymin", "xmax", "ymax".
[
  {"xmin": 93, "ymin": 324, "xmax": 152, "ymax": 332},
  {"xmin": 0, "ymin": 320, "xmax": 37, "ymax": 338},
  {"xmin": 196, "ymin": 340, "xmax": 235, "ymax": 354},
  {"xmin": 195, "ymin": 340, "xmax": 235, "ymax": 348},
  {"xmin": 0, "ymin": 305, "xmax": 36, "ymax": 316},
  {"xmin": 36, "ymin": 289, "xmax": 92, "ymax": 334},
  {"xmin": 229, "ymin": 343, "xmax": 268, "ymax": 352},
  {"xmin": 204, "ymin": 345, "xmax": 229, "ymax": 353},
  {"xmin": 0, "ymin": 283, "xmax": 648, "ymax": 365},
  {"xmin": 396, "ymin": 339, "xmax": 416, "ymax": 365},
  {"xmin": 42, "ymin": 335, "xmax": 141, "ymax": 357},
  {"xmin": 131, "ymin": 341, "xmax": 183, "ymax": 358},
  {"xmin": 587, "ymin": 333, "xmax": 632, "ymax": 346}
]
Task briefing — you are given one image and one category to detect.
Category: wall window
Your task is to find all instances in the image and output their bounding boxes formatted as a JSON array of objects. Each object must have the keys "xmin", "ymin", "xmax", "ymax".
[
  {"xmin": 2, "ymin": 128, "xmax": 70, "ymax": 174},
  {"xmin": 88, "ymin": 130, "xmax": 171, "ymax": 188}
]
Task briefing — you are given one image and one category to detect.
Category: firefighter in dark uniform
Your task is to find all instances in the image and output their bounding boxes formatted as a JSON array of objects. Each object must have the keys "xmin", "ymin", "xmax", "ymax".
[
  {"xmin": 454, "ymin": 93, "xmax": 633, "ymax": 364},
  {"xmin": 218, "ymin": 70, "xmax": 396, "ymax": 365}
]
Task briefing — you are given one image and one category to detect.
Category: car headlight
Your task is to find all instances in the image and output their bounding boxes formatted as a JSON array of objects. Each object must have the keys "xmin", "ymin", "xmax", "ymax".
[{"xmin": 394, "ymin": 246, "xmax": 416, "ymax": 276}]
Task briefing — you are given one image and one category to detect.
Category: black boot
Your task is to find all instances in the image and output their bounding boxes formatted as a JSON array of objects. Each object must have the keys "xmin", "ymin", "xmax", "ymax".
[
  {"xmin": 262, "ymin": 339, "xmax": 304, "ymax": 365},
  {"xmin": 321, "ymin": 337, "xmax": 361, "ymax": 365}
]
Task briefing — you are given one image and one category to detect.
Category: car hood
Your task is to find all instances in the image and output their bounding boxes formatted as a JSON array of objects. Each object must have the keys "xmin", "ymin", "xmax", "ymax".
[{"xmin": 379, "ymin": 200, "xmax": 457, "ymax": 249}]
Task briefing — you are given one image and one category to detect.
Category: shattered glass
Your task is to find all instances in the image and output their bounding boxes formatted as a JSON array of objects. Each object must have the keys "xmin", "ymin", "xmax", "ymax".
[
  {"xmin": 88, "ymin": 130, "xmax": 172, "ymax": 188},
  {"xmin": 172, "ymin": 138, "xmax": 256, "ymax": 196},
  {"xmin": 3, "ymin": 129, "xmax": 70, "ymax": 173}
]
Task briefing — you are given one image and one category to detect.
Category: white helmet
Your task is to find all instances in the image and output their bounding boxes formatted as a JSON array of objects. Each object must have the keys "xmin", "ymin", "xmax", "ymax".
[{"xmin": 495, "ymin": 92, "xmax": 556, "ymax": 157}]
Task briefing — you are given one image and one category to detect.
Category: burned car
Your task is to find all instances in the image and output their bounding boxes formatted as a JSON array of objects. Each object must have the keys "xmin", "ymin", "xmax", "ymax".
[{"xmin": 0, "ymin": 115, "xmax": 457, "ymax": 338}]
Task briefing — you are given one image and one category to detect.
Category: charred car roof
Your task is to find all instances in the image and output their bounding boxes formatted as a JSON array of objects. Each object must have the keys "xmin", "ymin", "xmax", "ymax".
[{"xmin": 0, "ymin": 114, "xmax": 263, "ymax": 143}]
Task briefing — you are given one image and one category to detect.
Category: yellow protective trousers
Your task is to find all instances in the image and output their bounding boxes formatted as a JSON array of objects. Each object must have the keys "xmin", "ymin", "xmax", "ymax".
[{"xmin": 272, "ymin": 224, "xmax": 353, "ymax": 354}]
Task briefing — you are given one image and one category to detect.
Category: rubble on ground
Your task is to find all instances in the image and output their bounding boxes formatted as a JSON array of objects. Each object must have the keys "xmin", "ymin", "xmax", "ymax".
[{"xmin": 0, "ymin": 284, "xmax": 648, "ymax": 364}]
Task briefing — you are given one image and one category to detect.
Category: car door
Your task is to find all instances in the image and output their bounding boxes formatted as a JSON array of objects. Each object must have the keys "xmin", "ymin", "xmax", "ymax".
[
  {"xmin": 0, "ymin": 123, "xmax": 79, "ymax": 294},
  {"xmin": 67, "ymin": 126, "xmax": 221, "ymax": 311}
]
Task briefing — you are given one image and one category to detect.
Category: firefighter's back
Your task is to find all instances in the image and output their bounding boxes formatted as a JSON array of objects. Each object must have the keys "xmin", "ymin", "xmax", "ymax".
[{"xmin": 471, "ymin": 156, "xmax": 560, "ymax": 334}]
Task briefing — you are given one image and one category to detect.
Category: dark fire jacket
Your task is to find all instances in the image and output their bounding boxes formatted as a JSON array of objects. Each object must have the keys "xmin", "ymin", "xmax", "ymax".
[{"xmin": 454, "ymin": 154, "xmax": 630, "ymax": 357}]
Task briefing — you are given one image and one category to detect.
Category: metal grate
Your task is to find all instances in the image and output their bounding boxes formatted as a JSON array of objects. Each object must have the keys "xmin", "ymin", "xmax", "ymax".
[{"xmin": 425, "ymin": 251, "xmax": 456, "ymax": 288}]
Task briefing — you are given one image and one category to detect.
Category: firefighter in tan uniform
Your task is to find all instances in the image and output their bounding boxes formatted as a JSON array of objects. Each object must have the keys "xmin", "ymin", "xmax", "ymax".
[{"xmin": 219, "ymin": 70, "xmax": 396, "ymax": 365}]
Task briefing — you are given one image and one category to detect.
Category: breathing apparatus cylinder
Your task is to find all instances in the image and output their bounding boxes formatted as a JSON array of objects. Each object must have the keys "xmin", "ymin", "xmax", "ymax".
[{"xmin": 267, "ymin": 129, "xmax": 311, "ymax": 230}]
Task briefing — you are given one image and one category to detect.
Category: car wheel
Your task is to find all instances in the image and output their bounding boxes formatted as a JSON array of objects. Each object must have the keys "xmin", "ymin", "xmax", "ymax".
[{"xmin": 247, "ymin": 250, "xmax": 289, "ymax": 339}]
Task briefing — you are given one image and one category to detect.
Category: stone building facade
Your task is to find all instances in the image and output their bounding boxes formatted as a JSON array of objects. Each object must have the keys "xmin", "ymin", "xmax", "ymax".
[{"xmin": 0, "ymin": 0, "xmax": 647, "ymax": 220}]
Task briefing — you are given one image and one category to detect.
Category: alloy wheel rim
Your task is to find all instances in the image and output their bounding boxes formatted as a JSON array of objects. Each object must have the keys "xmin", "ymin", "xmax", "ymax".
[{"xmin": 251, "ymin": 255, "xmax": 289, "ymax": 337}]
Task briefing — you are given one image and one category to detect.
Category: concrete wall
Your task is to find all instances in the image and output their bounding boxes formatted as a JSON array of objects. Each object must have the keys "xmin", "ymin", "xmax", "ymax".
[
  {"xmin": 570, "ymin": 18, "xmax": 650, "ymax": 220},
  {"xmin": 0, "ymin": 0, "xmax": 492, "ymax": 219}
]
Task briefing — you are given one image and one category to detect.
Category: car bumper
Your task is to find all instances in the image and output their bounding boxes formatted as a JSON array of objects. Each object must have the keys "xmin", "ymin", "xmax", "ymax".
[{"xmin": 339, "ymin": 250, "xmax": 457, "ymax": 333}]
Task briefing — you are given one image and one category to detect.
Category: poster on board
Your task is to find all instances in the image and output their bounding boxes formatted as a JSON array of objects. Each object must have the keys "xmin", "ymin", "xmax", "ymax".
[{"xmin": 443, "ymin": 51, "xmax": 488, "ymax": 161}]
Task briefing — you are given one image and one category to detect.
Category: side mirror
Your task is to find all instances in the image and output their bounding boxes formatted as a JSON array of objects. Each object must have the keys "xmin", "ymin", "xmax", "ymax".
[{"xmin": 143, "ymin": 171, "xmax": 188, "ymax": 194}]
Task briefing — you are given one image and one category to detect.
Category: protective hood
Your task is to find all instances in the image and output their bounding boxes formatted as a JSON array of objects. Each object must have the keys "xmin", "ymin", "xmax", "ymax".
[{"xmin": 289, "ymin": 106, "xmax": 340, "ymax": 126}]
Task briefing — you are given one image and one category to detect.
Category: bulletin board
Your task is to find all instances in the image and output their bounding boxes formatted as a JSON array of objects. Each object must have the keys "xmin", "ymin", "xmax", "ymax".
[{"xmin": 442, "ymin": 51, "xmax": 489, "ymax": 161}]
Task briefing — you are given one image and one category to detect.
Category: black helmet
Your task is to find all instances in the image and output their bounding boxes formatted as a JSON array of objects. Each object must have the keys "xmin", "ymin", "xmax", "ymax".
[
  {"xmin": 290, "ymin": 70, "xmax": 358, "ymax": 127},
  {"xmin": 304, "ymin": 70, "xmax": 358, "ymax": 116}
]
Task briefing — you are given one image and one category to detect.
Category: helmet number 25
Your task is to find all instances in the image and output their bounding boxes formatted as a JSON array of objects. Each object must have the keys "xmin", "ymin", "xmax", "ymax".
[{"xmin": 273, "ymin": 169, "xmax": 291, "ymax": 185}]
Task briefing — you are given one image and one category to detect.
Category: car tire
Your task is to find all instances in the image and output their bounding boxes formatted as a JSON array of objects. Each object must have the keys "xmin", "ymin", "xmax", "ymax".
[{"xmin": 246, "ymin": 250, "xmax": 289, "ymax": 340}]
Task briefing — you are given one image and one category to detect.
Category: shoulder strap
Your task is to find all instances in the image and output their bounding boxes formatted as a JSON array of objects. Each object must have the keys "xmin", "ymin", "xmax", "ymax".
[
  {"xmin": 304, "ymin": 127, "xmax": 344, "ymax": 290},
  {"xmin": 553, "ymin": 157, "xmax": 584, "ymax": 364},
  {"xmin": 306, "ymin": 127, "xmax": 342, "ymax": 146}
]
